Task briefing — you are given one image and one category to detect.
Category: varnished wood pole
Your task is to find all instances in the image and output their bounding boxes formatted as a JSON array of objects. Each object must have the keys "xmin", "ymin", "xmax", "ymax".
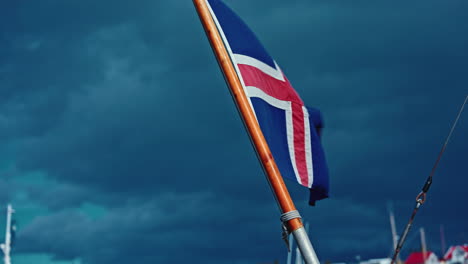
[{"xmin": 192, "ymin": 0, "xmax": 303, "ymax": 232}]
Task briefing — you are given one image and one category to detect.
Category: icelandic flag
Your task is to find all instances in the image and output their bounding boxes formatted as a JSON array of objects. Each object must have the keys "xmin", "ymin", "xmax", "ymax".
[{"xmin": 206, "ymin": 0, "xmax": 329, "ymax": 205}]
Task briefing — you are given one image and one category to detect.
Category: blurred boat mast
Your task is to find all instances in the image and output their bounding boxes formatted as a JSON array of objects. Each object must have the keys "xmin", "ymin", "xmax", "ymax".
[{"xmin": 0, "ymin": 204, "xmax": 14, "ymax": 264}]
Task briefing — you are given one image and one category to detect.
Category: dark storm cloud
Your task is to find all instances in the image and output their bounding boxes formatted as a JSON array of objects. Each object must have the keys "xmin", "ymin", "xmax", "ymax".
[
  {"xmin": 10, "ymin": 5, "xmax": 270, "ymax": 202},
  {"xmin": 238, "ymin": 0, "xmax": 468, "ymax": 204},
  {"xmin": 24, "ymin": 180, "xmax": 100, "ymax": 211},
  {"xmin": 2, "ymin": 0, "xmax": 468, "ymax": 263},
  {"xmin": 18, "ymin": 192, "xmax": 284, "ymax": 264},
  {"xmin": 0, "ymin": 178, "xmax": 19, "ymax": 205},
  {"xmin": 0, "ymin": 1, "xmax": 197, "ymax": 141}
]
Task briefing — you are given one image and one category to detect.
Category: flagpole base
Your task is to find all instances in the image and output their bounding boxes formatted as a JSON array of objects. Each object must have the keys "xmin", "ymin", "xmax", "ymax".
[{"xmin": 292, "ymin": 227, "xmax": 320, "ymax": 264}]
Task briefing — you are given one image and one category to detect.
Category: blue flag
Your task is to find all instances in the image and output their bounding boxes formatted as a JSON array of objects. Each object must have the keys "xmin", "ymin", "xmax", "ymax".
[{"xmin": 206, "ymin": 0, "xmax": 329, "ymax": 205}]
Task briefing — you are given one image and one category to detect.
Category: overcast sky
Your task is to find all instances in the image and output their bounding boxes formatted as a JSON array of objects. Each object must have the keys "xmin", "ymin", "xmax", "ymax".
[{"xmin": 1, "ymin": 0, "xmax": 467, "ymax": 263}]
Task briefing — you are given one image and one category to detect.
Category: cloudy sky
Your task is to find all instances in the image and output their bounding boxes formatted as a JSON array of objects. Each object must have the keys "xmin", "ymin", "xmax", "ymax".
[{"xmin": 1, "ymin": 0, "xmax": 467, "ymax": 263}]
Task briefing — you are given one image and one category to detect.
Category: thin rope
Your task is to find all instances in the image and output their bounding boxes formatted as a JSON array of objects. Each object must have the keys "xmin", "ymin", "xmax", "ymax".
[
  {"xmin": 280, "ymin": 210, "xmax": 302, "ymax": 223},
  {"xmin": 280, "ymin": 210, "xmax": 302, "ymax": 251},
  {"xmin": 428, "ymin": 95, "xmax": 468, "ymax": 183},
  {"xmin": 390, "ymin": 96, "xmax": 468, "ymax": 264}
]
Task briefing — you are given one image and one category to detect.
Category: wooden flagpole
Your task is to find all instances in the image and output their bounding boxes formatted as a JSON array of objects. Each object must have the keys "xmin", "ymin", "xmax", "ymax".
[
  {"xmin": 193, "ymin": 0, "xmax": 300, "ymax": 232},
  {"xmin": 193, "ymin": 1, "xmax": 319, "ymax": 263}
]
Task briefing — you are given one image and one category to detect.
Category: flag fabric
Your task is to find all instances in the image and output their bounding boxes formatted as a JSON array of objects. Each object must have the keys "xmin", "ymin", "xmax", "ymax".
[{"xmin": 206, "ymin": 0, "xmax": 329, "ymax": 205}]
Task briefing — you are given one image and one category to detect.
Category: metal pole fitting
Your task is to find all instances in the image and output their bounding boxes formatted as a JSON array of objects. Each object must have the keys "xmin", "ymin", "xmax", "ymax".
[{"xmin": 292, "ymin": 227, "xmax": 320, "ymax": 264}]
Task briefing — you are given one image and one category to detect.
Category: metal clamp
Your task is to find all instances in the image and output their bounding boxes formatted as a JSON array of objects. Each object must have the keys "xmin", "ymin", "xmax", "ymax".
[{"xmin": 416, "ymin": 192, "xmax": 427, "ymax": 207}]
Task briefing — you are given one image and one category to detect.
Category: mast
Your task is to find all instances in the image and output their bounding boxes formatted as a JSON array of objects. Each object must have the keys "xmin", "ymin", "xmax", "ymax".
[
  {"xmin": 389, "ymin": 211, "xmax": 398, "ymax": 250},
  {"xmin": 304, "ymin": 223, "xmax": 310, "ymax": 264},
  {"xmin": 0, "ymin": 204, "xmax": 14, "ymax": 264},
  {"xmin": 420, "ymin": 228, "xmax": 427, "ymax": 264},
  {"xmin": 388, "ymin": 206, "xmax": 400, "ymax": 263},
  {"xmin": 439, "ymin": 225, "xmax": 446, "ymax": 257},
  {"xmin": 287, "ymin": 234, "xmax": 294, "ymax": 264}
]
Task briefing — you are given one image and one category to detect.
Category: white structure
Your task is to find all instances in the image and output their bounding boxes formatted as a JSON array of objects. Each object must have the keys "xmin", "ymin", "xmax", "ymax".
[
  {"xmin": 287, "ymin": 234, "xmax": 294, "ymax": 264},
  {"xmin": 444, "ymin": 245, "xmax": 468, "ymax": 264},
  {"xmin": 425, "ymin": 253, "xmax": 439, "ymax": 264},
  {"xmin": 360, "ymin": 257, "xmax": 392, "ymax": 264},
  {"xmin": 0, "ymin": 204, "xmax": 14, "ymax": 264}
]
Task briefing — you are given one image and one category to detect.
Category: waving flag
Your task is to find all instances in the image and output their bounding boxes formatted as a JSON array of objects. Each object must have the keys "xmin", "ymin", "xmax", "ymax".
[{"xmin": 205, "ymin": 0, "xmax": 329, "ymax": 205}]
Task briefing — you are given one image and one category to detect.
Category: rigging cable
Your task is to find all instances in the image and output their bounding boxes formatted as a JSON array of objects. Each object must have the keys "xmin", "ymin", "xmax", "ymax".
[{"xmin": 390, "ymin": 95, "xmax": 468, "ymax": 264}]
